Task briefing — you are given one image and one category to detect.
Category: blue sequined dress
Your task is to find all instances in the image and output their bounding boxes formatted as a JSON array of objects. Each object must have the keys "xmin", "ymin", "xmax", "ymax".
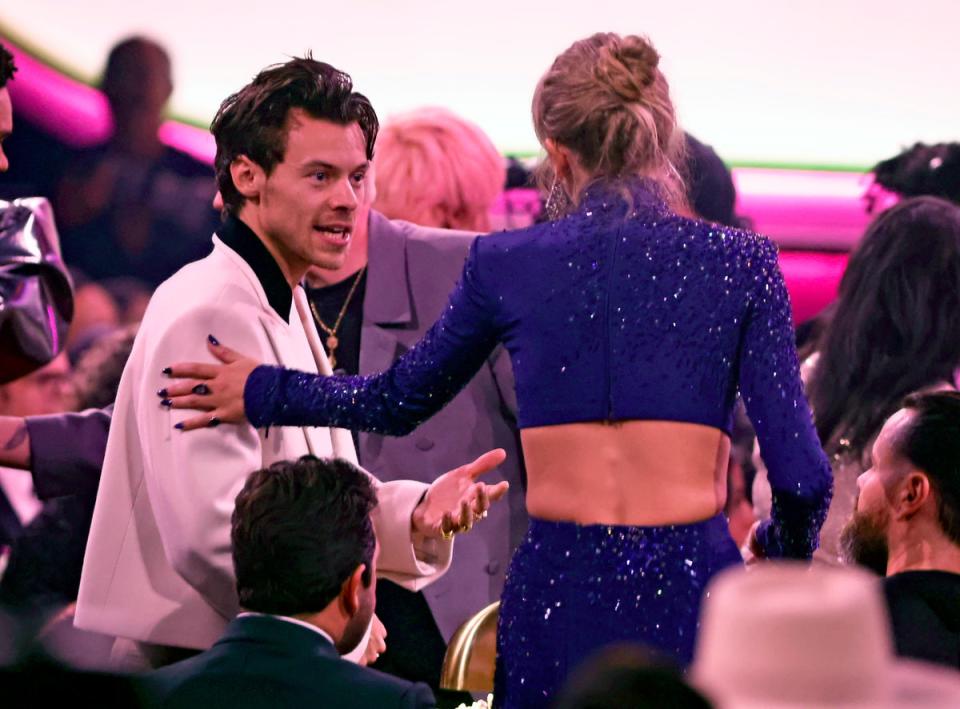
[{"xmin": 245, "ymin": 180, "xmax": 832, "ymax": 708}]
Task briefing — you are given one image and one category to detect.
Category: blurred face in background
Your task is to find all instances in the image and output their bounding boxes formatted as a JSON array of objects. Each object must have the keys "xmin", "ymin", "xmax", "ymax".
[
  {"xmin": 103, "ymin": 39, "xmax": 173, "ymax": 134},
  {"xmin": 0, "ymin": 352, "xmax": 76, "ymax": 416}
]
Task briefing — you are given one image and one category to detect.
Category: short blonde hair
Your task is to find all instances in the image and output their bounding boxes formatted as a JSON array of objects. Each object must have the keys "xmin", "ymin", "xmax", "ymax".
[
  {"xmin": 533, "ymin": 33, "xmax": 687, "ymax": 209},
  {"xmin": 373, "ymin": 108, "xmax": 505, "ymax": 232}
]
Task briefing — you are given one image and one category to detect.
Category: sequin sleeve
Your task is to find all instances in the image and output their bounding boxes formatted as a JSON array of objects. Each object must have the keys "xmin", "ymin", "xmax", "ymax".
[
  {"xmin": 737, "ymin": 238, "xmax": 832, "ymax": 559},
  {"xmin": 244, "ymin": 237, "xmax": 500, "ymax": 434}
]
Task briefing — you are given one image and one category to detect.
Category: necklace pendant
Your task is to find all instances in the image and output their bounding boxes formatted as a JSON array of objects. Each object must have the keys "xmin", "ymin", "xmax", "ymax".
[
  {"xmin": 329, "ymin": 353, "xmax": 337, "ymax": 369},
  {"xmin": 326, "ymin": 335, "xmax": 339, "ymax": 351}
]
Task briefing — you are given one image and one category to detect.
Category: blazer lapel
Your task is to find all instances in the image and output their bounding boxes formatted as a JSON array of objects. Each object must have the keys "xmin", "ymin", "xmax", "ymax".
[{"xmin": 359, "ymin": 212, "xmax": 414, "ymax": 377}]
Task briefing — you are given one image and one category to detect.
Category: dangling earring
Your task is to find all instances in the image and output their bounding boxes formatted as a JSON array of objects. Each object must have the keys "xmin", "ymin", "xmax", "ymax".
[{"xmin": 544, "ymin": 176, "xmax": 571, "ymax": 221}]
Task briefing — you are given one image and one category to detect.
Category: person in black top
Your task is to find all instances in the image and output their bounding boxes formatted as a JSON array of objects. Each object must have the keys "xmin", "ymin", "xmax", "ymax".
[
  {"xmin": 54, "ymin": 37, "xmax": 218, "ymax": 288},
  {"xmin": 840, "ymin": 390, "xmax": 960, "ymax": 669}
]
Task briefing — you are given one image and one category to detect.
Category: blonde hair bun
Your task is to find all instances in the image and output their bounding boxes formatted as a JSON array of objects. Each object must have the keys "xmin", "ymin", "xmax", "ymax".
[
  {"xmin": 594, "ymin": 34, "xmax": 661, "ymax": 104},
  {"xmin": 532, "ymin": 32, "xmax": 687, "ymax": 208}
]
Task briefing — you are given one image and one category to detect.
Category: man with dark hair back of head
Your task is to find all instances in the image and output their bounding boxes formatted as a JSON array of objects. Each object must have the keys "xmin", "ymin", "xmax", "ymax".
[
  {"xmin": 146, "ymin": 456, "xmax": 435, "ymax": 708},
  {"xmin": 0, "ymin": 40, "xmax": 16, "ymax": 173},
  {"xmin": 841, "ymin": 390, "xmax": 960, "ymax": 669}
]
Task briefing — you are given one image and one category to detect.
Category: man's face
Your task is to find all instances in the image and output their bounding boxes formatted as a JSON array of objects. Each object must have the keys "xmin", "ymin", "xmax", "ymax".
[
  {"xmin": 337, "ymin": 537, "xmax": 378, "ymax": 655},
  {"xmin": 0, "ymin": 87, "xmax": 12, "ymax": 172},
  {"xmin": 0, "ymin": 352, "xmax": 75, "ymax": 416},
  {"xmin": 256, "ymin": 111, "xmax": 368, "ymax": 276},
  {"xmin": 839, "ymin": 409, "xmax": 914, "ymax": 574}
]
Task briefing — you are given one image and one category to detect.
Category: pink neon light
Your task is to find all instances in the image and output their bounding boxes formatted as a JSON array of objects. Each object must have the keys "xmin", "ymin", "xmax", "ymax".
[
  {"xmin": 777, "ymin": 251, "xmax": 848, "ymax": 324},
  {"xmin": 6, "ymin": 42, "xmax": 214, "ymax": 162}
]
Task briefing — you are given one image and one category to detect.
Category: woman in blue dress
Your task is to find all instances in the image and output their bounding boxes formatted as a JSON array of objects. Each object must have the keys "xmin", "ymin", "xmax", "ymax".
[{"xmin": 165, "ymin": 33, "xmax": 832, "ymax": 708}]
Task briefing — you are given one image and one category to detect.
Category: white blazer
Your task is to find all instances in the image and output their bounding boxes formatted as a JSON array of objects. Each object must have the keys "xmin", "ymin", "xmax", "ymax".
[{"xmin": 74, "ymin": 237, "xmax": 451, "ymax": 650}]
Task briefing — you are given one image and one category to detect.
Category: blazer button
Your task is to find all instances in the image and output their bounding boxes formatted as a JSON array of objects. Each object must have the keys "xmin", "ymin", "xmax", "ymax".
[
  {"xmin": 415, "ymin": 438, "xmax": 435, "ymax": 451},
  {"xmin": 485, "ymin": 561, "xmax": 501, "ymax": 575}
]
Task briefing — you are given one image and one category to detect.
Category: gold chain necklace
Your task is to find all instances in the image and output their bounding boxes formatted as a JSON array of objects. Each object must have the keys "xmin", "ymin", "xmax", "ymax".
[{"xmin": 308, "ymin": 266, "xmax": 367, "ymax": 369}]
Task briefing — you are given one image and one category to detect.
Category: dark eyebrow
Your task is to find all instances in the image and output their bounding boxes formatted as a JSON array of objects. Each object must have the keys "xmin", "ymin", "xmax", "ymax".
[{"xmin": 301, "ymin": 160, "xmax": 370, "ymax": 172}]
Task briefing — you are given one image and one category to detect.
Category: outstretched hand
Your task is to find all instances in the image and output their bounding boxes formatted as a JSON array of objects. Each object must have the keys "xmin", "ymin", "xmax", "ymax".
[
  {"xmin": 412, "ymin": 449, "xmax": 510, "ymax": 540},
  {"xmin": 158, "ymin": 336, "xmax": 260, "ymax": 430}
]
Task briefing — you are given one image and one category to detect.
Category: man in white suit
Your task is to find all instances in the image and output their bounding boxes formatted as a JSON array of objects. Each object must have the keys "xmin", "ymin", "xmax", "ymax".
[{"xmin": 74, "ymin": 57, "xmax": 507, "ymax": 669}]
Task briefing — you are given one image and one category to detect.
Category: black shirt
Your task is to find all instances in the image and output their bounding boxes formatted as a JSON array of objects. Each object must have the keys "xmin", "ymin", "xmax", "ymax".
[
  {"xmin": 216, "ymin": 215, "xmax": 292, "ymax": 321},
  {"xmin": 884, "ymin": 570, "xmax": 960, "ymax": 669},
  {"xmin": 303, "ymin": 270, "xmax": 367, "ymax": 377},
  {"xmin": 304, "ymin": 271, "xmax": 367, "ymax": 452}
]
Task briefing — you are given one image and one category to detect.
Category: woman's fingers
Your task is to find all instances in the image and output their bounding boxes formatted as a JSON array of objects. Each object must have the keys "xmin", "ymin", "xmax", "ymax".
[
  {"xmin": 164, "ymin": 362, "xmax": 220, "ymax": 380},
  {"xmin": 157, "ymin": 380, "xmax": 207, "ymax": 398},
  {"xmin": 207, "ymin": 338, "xmax": 242, "ymax": 364},
  {"xmin": 164, "ymin": 394, "xmax": 217, "ymax": 411},
  {"xmin": 173, "ymin": 412, "xmax": 227, "ymax": 431}
]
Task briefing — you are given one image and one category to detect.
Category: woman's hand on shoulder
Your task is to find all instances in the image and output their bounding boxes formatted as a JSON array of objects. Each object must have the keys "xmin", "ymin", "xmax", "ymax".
[{"xmin": 158, "ymin": 335, "xmax": 259, "ymax": 430}]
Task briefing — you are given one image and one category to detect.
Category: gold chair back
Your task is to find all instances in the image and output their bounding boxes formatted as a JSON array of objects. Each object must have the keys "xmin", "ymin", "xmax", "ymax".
[{"xmin": 439, "ymin": 601, "xmax": 499, "ymax": 692}]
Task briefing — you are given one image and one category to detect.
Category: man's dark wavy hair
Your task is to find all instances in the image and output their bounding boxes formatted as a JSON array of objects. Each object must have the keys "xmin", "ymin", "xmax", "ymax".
[
  {"xmin": 900, "ymin": 391, "xmax": 960, "ymax": 546},
  {"xmin": 231, "ymin": 455, "xmax": 377, "ymax": 616},
  {"xmin": 0, "ymin": 41, "xmax": 17, "ymax": 88},
  {"xmin": 210, "ymin": 55, "xmax": 378, "ymax": 215}
]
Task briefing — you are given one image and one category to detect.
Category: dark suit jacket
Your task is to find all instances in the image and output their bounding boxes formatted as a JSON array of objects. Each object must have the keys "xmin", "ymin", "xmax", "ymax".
[
  {"xmin": 359, "ymin": 212, "xmax": 526, "ymax": 639},
  {"xmin": 144, "ymin": 615, "xmax": 436, "ymax": 709}
]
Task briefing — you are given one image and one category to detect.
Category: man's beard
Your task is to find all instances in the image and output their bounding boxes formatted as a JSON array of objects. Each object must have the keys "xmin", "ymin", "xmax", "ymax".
[{"xmin": 839, "ymin": 509, "xmax": 890, "ymax": 576}]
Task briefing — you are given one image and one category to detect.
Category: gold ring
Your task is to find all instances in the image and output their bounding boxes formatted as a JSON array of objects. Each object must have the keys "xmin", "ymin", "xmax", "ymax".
[{"xmin": 440, "ymin": 526, "xmax": 455, "ymax": 540}]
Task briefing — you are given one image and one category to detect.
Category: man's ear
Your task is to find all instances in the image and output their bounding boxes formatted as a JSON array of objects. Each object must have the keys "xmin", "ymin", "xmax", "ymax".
[
  {"xmin": 230, "ymin": 155, "xmax": 265, "ymax": 203},
  {"xmin": 340, "ymin": 564, "xmax": 366, "ymax": 617},
  {"xmin": 894, "ymin": 471, "xmax": 932, "ymax": 520}
]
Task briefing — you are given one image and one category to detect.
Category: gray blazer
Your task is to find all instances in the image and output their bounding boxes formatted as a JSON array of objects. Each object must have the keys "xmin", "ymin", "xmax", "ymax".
[{"xmin": 359, "ymin": 211, "xmax": 527, "ymax": 640}]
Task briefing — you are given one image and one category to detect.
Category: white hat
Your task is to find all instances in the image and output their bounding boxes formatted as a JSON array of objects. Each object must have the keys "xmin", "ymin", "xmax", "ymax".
[{"xmin": 691, "ymin": 563, "xmax": 960, "ymax": 708}]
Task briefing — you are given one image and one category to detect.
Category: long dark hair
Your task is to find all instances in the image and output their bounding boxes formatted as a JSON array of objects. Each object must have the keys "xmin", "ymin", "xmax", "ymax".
[{"xmin": 808, "ymin": 196, "xmax": 960, "ymax": 458}]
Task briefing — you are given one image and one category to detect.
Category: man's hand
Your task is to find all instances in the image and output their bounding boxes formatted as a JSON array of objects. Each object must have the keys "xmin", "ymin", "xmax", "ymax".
[
  {"xmin": 359, "ymin": 614, "xmax": 387, "ymax": 666},
  {"xmin": 411, "ymin": 449, "xmax": 510, "ymax": 539}
]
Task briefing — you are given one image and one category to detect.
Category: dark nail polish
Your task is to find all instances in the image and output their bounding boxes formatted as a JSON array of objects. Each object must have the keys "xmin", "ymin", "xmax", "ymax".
[
  {"xmin": 192, "ymin": 384, "xmax": 210, "ymax": 395},
  {"xmin": 162, "ymin": 367, "xmax": 172, "ymax": 376},
  {"xmin": 160, "ymin": 398, "xmax": 173, "ymax": 408},
  {"xmin": 208, "ymin": 416, "xmax": 221, "ymax": 428},
  {"xmin": 208, "ymin": 334, "xmax": 220, "ymax": 346},
  {"xmin": 157, "ymin": 388, "xmax": 168, "ymax": 398},
  {"xmin": 174, "ymin": 422, "xmax": 184, "ymax": 430}
]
